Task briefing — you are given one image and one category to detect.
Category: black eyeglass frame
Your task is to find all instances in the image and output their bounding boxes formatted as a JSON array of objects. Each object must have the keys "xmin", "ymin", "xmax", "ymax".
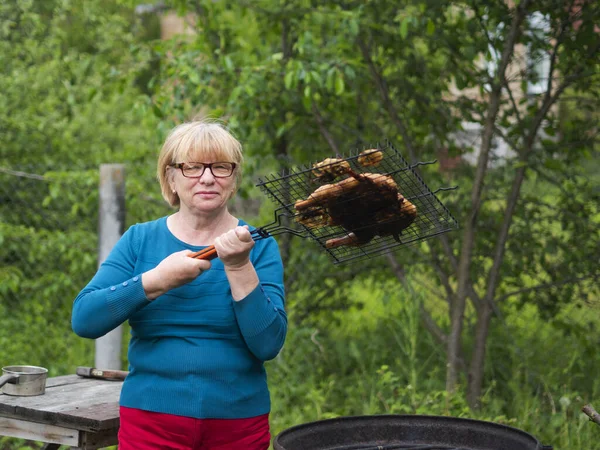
[{"xmin": 170, "ymin": 162, "xmax": 237, "ymax": 179}]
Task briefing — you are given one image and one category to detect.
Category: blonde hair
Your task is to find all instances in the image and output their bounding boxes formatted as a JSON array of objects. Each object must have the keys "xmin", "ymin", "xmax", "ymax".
[{"xmin": 157, "ymin": 120, "xmax": 244, "ymax": 207}]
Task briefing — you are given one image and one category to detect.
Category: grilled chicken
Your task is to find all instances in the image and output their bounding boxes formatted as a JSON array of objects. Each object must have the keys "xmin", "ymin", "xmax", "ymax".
[
  {"xmin": 325, "ymin": 195, "xmax": 417, "ymax": 248},
  {"xmin": 357, "ymin": 149, "xmax": 384, "ymax": 167},
  {"xmin": 294, "ymin": 172, "xmax": 417, "ymax": 248},
  {"xmin": 325, "ymin": 232, "xmax": 360, "ymax": 249},
  {"xmin": 295, "ymin": 206, "xmax": 331, "ymax": 228},
  {"xmin": 311, "ymin": 158, "xmax": 351, "ymax": 182},
  {"xmin": 295, "ymin": 173, "xmax": 397, "ymax": 210}
]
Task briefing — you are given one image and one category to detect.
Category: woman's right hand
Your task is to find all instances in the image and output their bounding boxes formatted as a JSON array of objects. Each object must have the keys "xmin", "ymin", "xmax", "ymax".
[{"xmin": 142, "ymin": 250, "xmax": 211, "ymax": 300}]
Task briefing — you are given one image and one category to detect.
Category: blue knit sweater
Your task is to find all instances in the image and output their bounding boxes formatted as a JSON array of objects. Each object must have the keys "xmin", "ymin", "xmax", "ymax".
[{"xmin": 72, "ymin": 216, "xmax": 286, "ymax": 419}]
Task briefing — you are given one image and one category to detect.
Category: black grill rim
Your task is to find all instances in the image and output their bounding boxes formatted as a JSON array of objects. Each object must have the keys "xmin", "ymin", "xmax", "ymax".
[{"xmin": 273, "ymin": 415, "xmax": 552, "ymax": 450}]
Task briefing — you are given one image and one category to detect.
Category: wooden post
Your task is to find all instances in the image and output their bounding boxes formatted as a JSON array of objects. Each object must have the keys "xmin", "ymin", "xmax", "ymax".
[{"xmin": 95, "ymin": 164, "xmax": 126, "ymax": 370}]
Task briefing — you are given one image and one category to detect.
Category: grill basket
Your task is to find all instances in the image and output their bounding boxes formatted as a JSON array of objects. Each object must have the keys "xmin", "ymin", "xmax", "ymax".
[{"xmin": 255, "ymin": 141, "xmax": 458, "ymax": 264}]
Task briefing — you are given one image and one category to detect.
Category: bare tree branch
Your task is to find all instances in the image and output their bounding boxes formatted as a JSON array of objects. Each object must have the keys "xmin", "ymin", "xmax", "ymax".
[
  {"xmin": 385, "ymin": 252, "xmax": 465, "ymax": 370},
  {"xmin": 467, "ymin": 35, "xmax": 600, "ymax": 404},
  {"xmin": 502, "ymin": 82, "xmax": 523, "ymax": 126},
  {"xmin": 476, "ymin": 39, "xmax": 600, "ymax": 293},
  {"xmin": 385, "ymin": 252, "xmax": 406, "ymax": 282},
  {"xmin": 527, "ymin": 166, "xmax": 572, "ymax": 197},
  {"xmin": 496, "ymin": 273, "xmax": 600, "ymax": 304},
  {"xmin": 418, "ymin": 279, "xmax": 448, "ymax": 303},
  {"xmin": 482, "ymin": 12, "xmax": 600, "ymax": 322},
  {"xmin": 429, "ymin": 248, "xmax": 456, "ymax": 302},
  {"xmin": 312, "ymin": 102, "xmax": 341, "ymax": 155},
  {"xmin": 492, "ymin": 125, "xmax": 520, "ymax": 155},
  {"xmin": 530, "ymin": 40, "xmax": 600, "ymax": 141},
  {"xmin": 439, "ymin": 234, "xmax": 458, "ymax": 271},
  {"xmin": 472, "ymin": 2, "xmax": 507, "ymax": 93},
  {"xmin": 357, "ymin": 37, "xmax": 418, "ymax": 162},
  {"xmin": 326, "ymin": 117, "xmax": 369, "ymax": 142},
  {"xmin": 583, "ymin": 404, "xmax": 600, "ymax": 427},
  {"xmin": 310, "ymin": 329, "xmax": 325, "ymax": 353},
  {"xmin": 544, "ymin": 0, "xmax": 573, "ymax": 96},
  {"xmin": 450, "ymin": 0, "xmax": 533, "ymax": 394},
  {"xmin": 419, "ymin": 303, "xmax": 467, "ymax": 373},
  {"xmin": 435, "ymin": 235, "xmax": 484, "ymax": 311},
  {"xmin": 419, "ymin": 303, "xmax": 447, "ymax": 345},
  {"xmin": 0, "ymin": 167, "xmax": 48, "ymax": 181}
]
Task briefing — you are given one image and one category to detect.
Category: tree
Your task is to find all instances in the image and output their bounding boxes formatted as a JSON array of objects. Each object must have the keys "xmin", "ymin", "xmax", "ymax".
[
  {"xmin": 442, "ymin": 0, "xmax": 600, "ymax": 406},
  {"xmin": 146, "ymin": 0, "xmax": 599, "ymax": 408},
  {"xmin": 0, "ymin": 0, "xmax": 164, "ymax": 373}
]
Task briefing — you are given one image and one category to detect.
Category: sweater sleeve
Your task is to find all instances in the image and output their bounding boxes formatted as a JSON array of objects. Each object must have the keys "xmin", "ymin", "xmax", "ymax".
[
  {"xmin": 72, "ymin": 225, "xmax": 150, "ymax": 339},
  {"xmin": 232, "ymin": 237, "xmax": 287, "ymax": 361}
]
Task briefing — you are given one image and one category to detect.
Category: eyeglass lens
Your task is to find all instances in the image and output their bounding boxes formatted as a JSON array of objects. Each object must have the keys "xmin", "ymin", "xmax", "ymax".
[{"xmin": 181, "ymin": 162, "xmax": 234, "ymax": 178}]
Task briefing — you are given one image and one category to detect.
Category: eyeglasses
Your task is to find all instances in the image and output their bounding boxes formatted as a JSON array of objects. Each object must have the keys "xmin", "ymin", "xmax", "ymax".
[{"xmin": 170, "ymin": 162, "xmax": 236, "ymax": 178}]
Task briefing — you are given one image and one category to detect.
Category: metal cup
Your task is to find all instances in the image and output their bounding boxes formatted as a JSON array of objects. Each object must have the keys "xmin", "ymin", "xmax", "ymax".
[{"xmin": 0, "ymin": 365, "xmax": 48, "ymax": 396}]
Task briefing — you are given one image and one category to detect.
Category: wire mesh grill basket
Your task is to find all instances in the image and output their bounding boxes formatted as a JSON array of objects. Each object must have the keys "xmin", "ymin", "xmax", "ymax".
[{"xmin": 254, "ymin": 141, "xmax": 458, "ymax": 264}]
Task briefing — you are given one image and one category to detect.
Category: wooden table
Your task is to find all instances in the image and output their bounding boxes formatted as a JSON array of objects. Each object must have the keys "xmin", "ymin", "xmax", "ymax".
[{"xmin": 0, "ymin": 374, "xmax": 122, "ymax": 449}]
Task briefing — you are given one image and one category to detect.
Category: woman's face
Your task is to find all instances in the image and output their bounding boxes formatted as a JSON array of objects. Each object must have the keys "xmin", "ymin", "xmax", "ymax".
[{"xmin": 169, "ymin": 158, "xmax": 237, "ymax": 215}]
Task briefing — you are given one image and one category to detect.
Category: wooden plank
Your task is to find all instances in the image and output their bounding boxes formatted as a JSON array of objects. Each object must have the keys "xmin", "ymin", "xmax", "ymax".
[
  {"xmin": 60, "ymin": 402, "xmax": 121, "ymax": 430},
  {"xmin": 1, "ymin": 401, "xmax": 119, "ymax": 432},
  {"xmin": 0, "ymin": 379, "xmax": 120, "ymax": 411},
  {"xmin": 0, "ymin": 376, "xmax": 122, "ymax": 431},
  {"xmin": 0, "ymin": 376, "xmax": 114, "ymax": 412},
  {"xmin": 0, "ymin": 416, "xmax": 79, "ymax": 446},
  {"xmin": 45, "ymin": 375, "xmax": 91, "ymax": 388}
]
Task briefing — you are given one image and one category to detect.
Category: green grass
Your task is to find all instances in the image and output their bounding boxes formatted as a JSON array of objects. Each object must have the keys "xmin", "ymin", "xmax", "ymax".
[
  {"xmin": 1, "ymin": 277, "xmax": 599, "ymax": 449},
  {"xmin": 267, "ymin": 278, "xmax": 600, "ymax": 450}
]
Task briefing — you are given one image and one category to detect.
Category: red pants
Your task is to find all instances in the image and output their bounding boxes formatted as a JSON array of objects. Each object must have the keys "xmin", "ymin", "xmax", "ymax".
[{"xmin": 118, "ymin": 406, "xmax": 271, "ymax": 450}]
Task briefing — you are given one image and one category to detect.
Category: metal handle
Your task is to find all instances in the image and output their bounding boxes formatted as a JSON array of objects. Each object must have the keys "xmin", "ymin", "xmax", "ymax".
[
  {"xmin": 188, "ymin": 245, "xmax": 219, "ymax": 261},
  {"xmin": 0, "ymin": 373, "xmax": 19, "ymax": 389}
]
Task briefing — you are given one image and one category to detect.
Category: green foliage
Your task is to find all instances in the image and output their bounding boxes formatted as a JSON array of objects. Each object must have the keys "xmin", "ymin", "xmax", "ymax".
[
  {"xmin": 1, "ymin": 0, "xmax": 599, "ymax": 449},
  {"xmin": 268, "ymin": 281, "xmax": 600, "ymax": 449},
  {"xmin": 149, "ymin": 0, "xmax": 599, "ymax": 326},
  {"xmin": 0, "ymin": 0, "xmax": 160, "ymax": 168},
  {"xmin": 0, "ymin": 0, "xmax": 163, "ymax": 398}
]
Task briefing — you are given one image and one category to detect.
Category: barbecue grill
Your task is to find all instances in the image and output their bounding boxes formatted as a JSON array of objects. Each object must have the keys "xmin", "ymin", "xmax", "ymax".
[
  {"xmin": 273, "ymin": 415, "xmax": 552, "ymax": 450},
  {"xmin": 191, "ymin": 141, "xmax": 458, "ymax": 264}
]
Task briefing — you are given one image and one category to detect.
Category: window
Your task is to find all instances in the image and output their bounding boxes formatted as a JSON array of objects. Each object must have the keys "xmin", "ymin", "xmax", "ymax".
[{"xmin": 527, "ymin": 12, "xmax": 551, "ymax": 95}]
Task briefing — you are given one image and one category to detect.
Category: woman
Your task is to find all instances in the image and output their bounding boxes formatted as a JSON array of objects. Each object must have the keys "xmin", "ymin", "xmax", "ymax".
[{"xmin": 72, "ymin": 121, "xmax": 286, "ymax": 450}]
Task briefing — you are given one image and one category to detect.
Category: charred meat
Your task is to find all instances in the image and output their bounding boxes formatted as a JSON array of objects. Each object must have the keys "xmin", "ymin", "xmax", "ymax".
[
  {"xmin": 295, "ymin": 206, "xmax": 331, "ymax": 228},
  {"xmin": 311, "ymin": 158, "xmax": 351, "ymax": 182},
  {"xmin": 295, "ymin": 173, "xmax": 397, "ymax": 210},
  {"xmin": 357, "ymin": 149, "xmax": 384, "ymax": 167},
  {"xmin": 294, "ymin": 172, "xmax": 417, "ymax": 248}
]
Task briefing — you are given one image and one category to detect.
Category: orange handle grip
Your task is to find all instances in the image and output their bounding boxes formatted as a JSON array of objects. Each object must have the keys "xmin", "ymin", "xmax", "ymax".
[{"xmin": 188, "ymin": 245, "xmax": 219, "ymax": 261}]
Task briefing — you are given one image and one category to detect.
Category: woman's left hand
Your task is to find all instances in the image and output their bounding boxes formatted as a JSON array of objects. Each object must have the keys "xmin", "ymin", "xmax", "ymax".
[{"xmin": 214, "ymin": 225, "xmax": 255, "ymax": 269}]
